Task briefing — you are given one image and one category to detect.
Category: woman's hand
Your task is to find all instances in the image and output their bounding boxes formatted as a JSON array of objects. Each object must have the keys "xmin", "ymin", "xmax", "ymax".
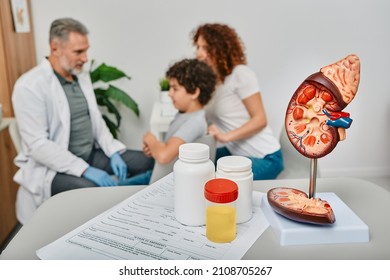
[
  {"xmin": 208, "ymin": 124, "xmax": 230, "ymax": 143},
  {"xmin": 209, "ymin": 93, "xmax": 268, "ymax": 143}
]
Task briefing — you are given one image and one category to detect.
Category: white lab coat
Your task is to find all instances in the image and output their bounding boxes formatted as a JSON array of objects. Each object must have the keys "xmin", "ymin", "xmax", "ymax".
[{"xmin": 12, "ymin": 58, "xmax": 126, "ymax": 224}]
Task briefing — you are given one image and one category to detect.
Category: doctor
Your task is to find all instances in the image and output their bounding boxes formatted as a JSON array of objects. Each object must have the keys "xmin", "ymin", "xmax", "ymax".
[{"xmin": 12, "ymin": 18, "xmax": 154, "ymax": 225}]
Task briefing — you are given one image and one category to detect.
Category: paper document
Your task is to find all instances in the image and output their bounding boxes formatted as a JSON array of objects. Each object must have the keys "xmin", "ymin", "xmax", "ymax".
[{"xmin": 37, "ymin": 173, "xmax": 269, "ymax": 260}]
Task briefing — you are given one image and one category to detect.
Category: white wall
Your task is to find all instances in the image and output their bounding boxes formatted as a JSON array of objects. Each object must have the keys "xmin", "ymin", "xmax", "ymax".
[{"xmin": 30, "ymin": 0, "xmax": 390, "ymax": 178}]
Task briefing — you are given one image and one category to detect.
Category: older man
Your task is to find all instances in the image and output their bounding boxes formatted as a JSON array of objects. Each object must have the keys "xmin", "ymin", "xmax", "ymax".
[{"xmin": 12, "ymin": 18, "xmax": 154, "ymax": 224}]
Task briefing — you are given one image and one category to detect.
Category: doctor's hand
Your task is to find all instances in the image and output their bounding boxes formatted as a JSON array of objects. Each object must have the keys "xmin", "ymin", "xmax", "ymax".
[
  {"xmin": 82, "ymin": 166, "xmax": 117, "ymax": 186},
  {"xmin": 110, "ymin": 152, "xmax": 128, "ymax": 182}
]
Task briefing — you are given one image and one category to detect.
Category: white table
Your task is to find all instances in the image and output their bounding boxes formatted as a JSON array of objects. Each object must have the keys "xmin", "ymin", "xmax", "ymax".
[
  {"xmin": 1, "ymin": 177, "xmax": 389, "ymax": 260},
  {"xmin": 149, "ymin": 101, "xmax": 176, "ymax": 141}
]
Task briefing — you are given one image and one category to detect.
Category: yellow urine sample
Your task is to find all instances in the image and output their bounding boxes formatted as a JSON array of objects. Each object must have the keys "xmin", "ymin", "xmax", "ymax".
[{"xmin": 206, "ymin": 205, "xmax": 236, "ymax": 243}]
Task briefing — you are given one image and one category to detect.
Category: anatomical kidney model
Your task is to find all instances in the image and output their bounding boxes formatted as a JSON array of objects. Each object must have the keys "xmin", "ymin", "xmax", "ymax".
[
  {"xmin": 268, "ymin": 54, "xmax": 361, "ymax": 224},
  {"xmin": 285, "ymin": 54, "xmax": 360, "ymax": 158}
]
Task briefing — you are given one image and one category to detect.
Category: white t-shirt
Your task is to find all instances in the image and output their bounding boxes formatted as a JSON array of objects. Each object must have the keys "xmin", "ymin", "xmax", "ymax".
[{"xmin": 205, "ymin": 65, "xmax": 280, "ymax": 158}]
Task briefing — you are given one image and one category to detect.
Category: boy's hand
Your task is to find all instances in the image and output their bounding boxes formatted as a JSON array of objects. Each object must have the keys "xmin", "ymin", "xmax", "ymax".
[
  {"xmin": 143, "ymin": 131, "xmax": 156, "ymax": 157},
  {"xmin": 143, "ymin": 131, "xmax": 157, "ymax": 144},
  {"xmin": 143, "ymin": 142, "xmax": 152, "ymax": 157}
]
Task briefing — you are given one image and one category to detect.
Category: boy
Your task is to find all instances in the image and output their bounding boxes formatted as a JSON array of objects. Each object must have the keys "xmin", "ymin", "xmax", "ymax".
[{"xmin": 122, "ymin": 58, "xmax": 216, "ymax": 185}]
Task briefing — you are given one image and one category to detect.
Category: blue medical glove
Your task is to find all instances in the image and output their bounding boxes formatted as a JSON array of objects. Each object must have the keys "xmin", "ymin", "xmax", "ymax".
[
  {"xmin": 110, "ymin": 152, "xmax": 128, "ymax": 182},
  {"xmin": 83, "ymin": 166, "xmax": 117, "ymax": 186}
]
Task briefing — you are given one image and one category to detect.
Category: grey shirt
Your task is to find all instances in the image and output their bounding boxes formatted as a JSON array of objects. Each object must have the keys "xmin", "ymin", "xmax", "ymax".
[
  {"xmin": 164, "ymin": 109, "xmax": 207, "ymax": 143},
  {"xmin": 54, "ymin": 72, "xmax": 93, "ymax": 161}
]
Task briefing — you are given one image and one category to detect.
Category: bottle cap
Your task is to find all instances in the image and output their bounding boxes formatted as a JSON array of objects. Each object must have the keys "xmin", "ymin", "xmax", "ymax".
[
  {"xmin": 204, "ymin": 178, "xmax": 238, "ymax": 203},
  {"xmin": 217, "ymin": 156, "xmax": 252, "ymax": 172},
  {"xmin": 179, "ymin": 143, "xmax": 209, "ymax": 160}
]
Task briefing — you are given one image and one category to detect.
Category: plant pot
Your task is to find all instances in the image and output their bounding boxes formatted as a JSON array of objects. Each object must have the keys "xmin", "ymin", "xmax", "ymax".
[{"xmin": 160, "ymin": 90, "xmax": 171, "ymax": 103}]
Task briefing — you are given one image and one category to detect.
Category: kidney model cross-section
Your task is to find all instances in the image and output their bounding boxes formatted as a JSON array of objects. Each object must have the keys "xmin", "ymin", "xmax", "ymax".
[{"xmin": 267, "ymin": 54, "xmax": 361, "ymax": 225}]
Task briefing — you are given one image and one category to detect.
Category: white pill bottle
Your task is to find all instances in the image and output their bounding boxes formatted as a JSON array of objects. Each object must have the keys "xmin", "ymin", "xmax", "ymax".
[
  {"xmin": 174, "ymin": 143, "xmax": 215, "ymax": 226},
  {"xmin": 216, "ymin": 156, "xmax": 253, "ymax": 223}
]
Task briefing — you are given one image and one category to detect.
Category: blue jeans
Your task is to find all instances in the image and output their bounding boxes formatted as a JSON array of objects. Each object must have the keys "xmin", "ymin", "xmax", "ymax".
[
  {"xmin": 51, "ymin": 148, "xmax": 154, "ymax": 195},
  {"xmin": 216, "ymin": 147, "xmax": 284, "ymax": 180},
  {"xmin": 119, "ymin": 170, "xmax": 152, "ymax": 185}
]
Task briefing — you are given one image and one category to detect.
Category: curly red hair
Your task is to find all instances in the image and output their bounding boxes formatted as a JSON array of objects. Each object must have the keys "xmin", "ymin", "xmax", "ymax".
[{"xmin": 192, "ymin": 23, "xmax": 246, "ymax": 82}]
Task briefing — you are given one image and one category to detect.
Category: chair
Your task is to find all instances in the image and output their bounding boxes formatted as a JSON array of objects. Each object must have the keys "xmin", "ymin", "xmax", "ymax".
[
  {"xmin": 276, "ymin": 128, "xmax": 312, "ymax": 179},
  {"xmin": 149, "ymin": 134, "xmax": 217, "ymax": 184}
]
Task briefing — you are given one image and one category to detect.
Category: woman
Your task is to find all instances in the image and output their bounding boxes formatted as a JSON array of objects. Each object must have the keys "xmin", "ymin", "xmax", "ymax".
[{"xmin": 192, "ymin": 23, "xmax": 283, "ymax": 180}]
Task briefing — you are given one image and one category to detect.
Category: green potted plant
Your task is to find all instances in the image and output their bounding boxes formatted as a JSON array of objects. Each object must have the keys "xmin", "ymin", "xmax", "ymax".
[
  {"xmin": 159, "ymin": 77, "xmax": 171, "ymax": 103},
  {"xmin": 159, "ymin": 77, "xmax": 170, "ymax": 91},
  {"xmin": 90, "ymin": 60, "xmax": 139, "ymax": 139}
]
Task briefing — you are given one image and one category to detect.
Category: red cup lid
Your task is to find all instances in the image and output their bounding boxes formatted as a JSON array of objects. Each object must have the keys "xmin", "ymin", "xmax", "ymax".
[{"xmin": 204, "ymin": 178, "xmax": 238, "ymax": 203}]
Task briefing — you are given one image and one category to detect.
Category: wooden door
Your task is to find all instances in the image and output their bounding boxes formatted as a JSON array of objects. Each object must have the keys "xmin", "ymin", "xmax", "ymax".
[{"xmin": 0, "ymin": 0, "xmax": 36, "ymax": 246}]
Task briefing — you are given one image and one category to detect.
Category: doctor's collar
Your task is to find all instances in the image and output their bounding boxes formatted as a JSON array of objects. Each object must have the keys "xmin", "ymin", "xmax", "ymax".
[{"xmin": 53, "ymin": 70, "xmax": 78, "ymax": 85}]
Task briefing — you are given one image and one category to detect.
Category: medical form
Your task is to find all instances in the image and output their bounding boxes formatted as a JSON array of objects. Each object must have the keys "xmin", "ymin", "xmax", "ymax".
[{"xmin": 36, "ymin": 173, "xmax": 269, "ymax": 260}]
